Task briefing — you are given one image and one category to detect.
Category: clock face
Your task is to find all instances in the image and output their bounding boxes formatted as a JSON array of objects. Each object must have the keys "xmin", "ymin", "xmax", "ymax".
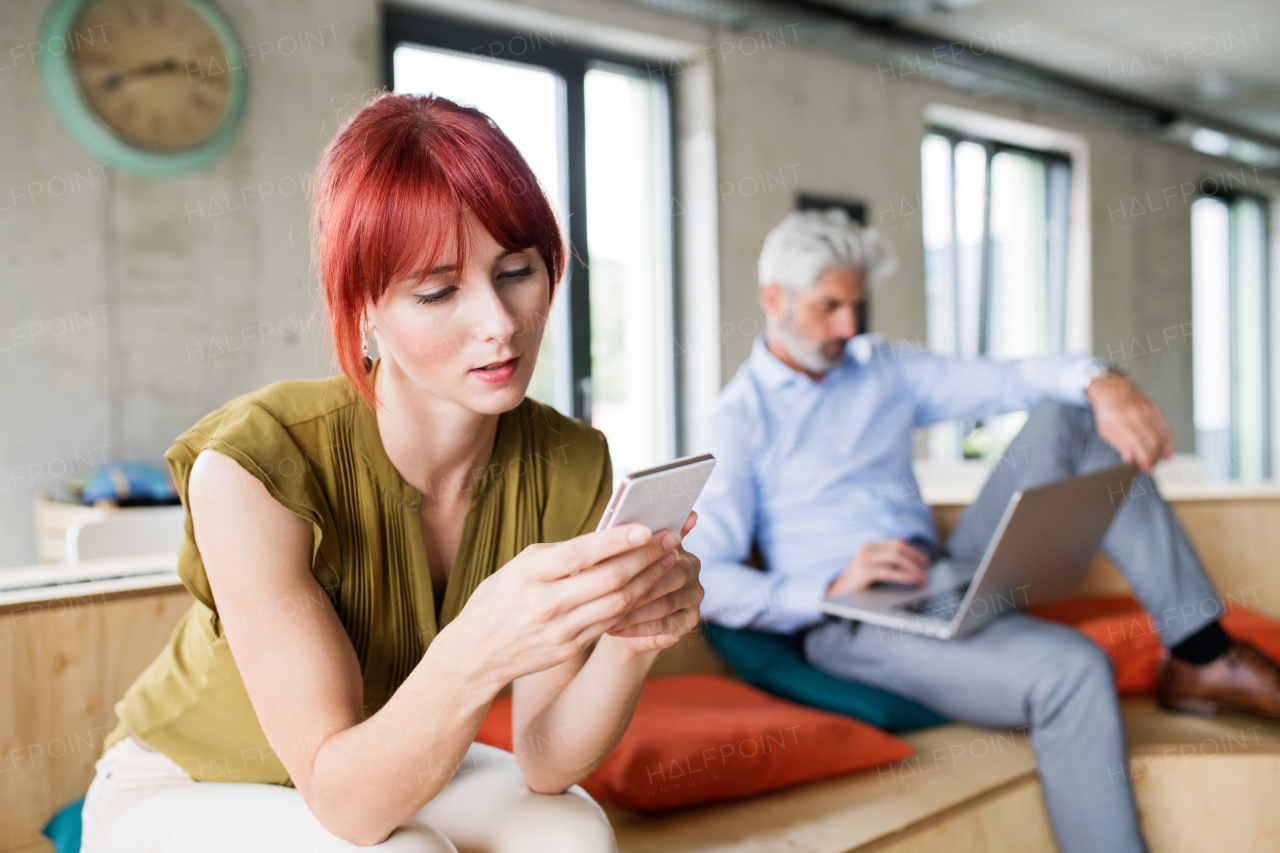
[{"xmin": 70, "ymin": 0, "xmax": 232, "ymax": 151}]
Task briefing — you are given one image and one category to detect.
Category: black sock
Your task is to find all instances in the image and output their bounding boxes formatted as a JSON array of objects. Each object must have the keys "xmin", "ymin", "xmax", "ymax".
[{"xmin": 1170, "ymin": 620, "xmax": 1233, "ymax": 665}]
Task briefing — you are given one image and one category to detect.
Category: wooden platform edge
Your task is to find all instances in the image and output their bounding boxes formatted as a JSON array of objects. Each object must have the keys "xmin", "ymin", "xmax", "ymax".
[{"xmin": 849, "ymin": 769, "xmax": 1043, "ymax": 853}]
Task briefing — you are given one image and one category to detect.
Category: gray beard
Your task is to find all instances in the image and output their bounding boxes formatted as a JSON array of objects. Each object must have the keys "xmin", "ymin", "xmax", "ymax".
[{"xmin": 772, "ymin": 311, "xmax": 845, "ymax": 374}]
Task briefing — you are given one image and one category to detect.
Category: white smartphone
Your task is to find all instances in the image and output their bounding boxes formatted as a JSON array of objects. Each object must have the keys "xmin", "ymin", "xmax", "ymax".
[{"xmin": 595, "ymin": 453, "xmax": 716, "ymax": 535}]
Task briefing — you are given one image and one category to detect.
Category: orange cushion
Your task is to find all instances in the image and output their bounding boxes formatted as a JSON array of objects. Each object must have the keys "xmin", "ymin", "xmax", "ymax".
[
  {"xmin": 1028, "ymin": 596, "xmax": 1280, "ymax": 693},
  {"xmin": 475, "ymin": 673, "xmax": 913, "ymax": 810}
]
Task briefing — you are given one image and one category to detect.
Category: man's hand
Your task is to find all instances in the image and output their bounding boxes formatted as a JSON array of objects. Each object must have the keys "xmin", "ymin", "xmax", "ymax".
[
  {"xmin": 1085, "ymin": 373, "xmax": 1174, "ymax": 474},
  {"xmin": 825, "ymin": 538, "xmax": 929, "ymax": 598}
]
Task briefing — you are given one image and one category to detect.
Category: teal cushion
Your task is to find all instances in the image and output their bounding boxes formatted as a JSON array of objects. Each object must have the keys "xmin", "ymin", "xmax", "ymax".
[
  {"xmin": 703, "ymin": 622, "xmax": 947, "ymax": 732},
  {"xmin": 42, "ymin": 797, "xmax": 83, "ymax": 853}
]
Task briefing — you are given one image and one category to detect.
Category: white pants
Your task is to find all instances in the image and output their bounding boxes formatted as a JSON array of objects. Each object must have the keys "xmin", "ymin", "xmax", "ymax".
[{"xmin": 81, "ymin": 737, "xmax": 617, "ymax": 853}]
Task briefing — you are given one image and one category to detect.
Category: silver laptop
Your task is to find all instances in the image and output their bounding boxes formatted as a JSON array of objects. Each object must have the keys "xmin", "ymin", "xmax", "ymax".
[{"xmin": 820, "ymin": 464, "xmax": 1140, "ymax": 640}]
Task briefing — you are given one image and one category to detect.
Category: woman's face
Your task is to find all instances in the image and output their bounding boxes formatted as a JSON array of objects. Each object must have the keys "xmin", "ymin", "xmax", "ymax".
[{"xmin": 366, "ymin": 215, "xmax": 551, "ymax": 416}]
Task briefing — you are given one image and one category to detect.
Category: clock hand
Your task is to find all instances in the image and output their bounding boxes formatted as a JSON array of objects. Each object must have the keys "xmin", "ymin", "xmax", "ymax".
[{"xmin": 101, "ymin": 58, "xmax": 183, "ymax": 90}]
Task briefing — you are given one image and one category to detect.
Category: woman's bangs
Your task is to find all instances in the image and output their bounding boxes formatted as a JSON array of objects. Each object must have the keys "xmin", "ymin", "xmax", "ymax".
[{"xmin": 382, "ymin": 187, "xmax": 464, "ymax": 294}]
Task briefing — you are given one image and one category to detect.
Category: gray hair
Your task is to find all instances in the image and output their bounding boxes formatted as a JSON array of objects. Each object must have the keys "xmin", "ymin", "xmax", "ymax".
[{"xmin": 757, "ymin": 207, "xmax": 898, "ymax": 292}]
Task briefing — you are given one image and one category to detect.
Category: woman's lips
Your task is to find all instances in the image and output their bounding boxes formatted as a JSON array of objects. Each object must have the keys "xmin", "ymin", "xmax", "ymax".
[{"xmin": 470, "ymin": 356, "xmax": 520, "ymax": 385}]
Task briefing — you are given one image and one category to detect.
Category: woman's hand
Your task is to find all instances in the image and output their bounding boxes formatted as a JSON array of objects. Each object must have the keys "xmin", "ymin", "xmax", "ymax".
[
  {"xmin": 436, "ymin": 522, "xmax": 679, "ymax": 691},
  {"xmin": 603, "ymin": 512, "xmax": 704, "ymax": 654}
]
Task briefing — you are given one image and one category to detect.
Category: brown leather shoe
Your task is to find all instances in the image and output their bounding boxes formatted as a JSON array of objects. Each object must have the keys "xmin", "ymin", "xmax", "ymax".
[{"xmin": 1157, "ymin": 642, "xmax": 1280, "ymax": 721}]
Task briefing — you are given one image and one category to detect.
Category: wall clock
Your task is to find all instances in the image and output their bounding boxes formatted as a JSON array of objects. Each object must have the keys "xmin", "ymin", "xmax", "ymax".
[{"xmin": 40, "ymin": 0, "xmax": 248, "ymax": 178}]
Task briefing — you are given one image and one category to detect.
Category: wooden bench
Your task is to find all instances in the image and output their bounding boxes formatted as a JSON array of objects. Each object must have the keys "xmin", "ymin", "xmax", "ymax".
[
  {"xmin": 607, "ymin": 629, "xmax": 1280, "ymax": 853},
  {"xmin": 3, "ymin": 485, "xmax": 1278, "ymax": 853},
  {"xmin": 605, "ymin": 484, "xmax": 1280, "ymax": 853}
]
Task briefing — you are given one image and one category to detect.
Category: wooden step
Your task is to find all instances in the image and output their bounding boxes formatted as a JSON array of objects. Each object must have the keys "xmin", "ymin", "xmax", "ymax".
[{"xmin": 609, "ymin": 697, "xmax": 1280, "ymax": 853}]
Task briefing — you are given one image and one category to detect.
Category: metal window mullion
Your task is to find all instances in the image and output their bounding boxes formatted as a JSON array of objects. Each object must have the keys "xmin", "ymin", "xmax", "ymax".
[
  {"xmin": 977, "ymin": 142, "xmax": 995, "ymax": 357},
  {"xmin": 947, "ymin": 138, "xmax": 962, "ymax": 358},
  {"xmin": 1262, "ymin": 201, "xmax": 1272, "ymax": 478},
  {"xmin": 563, "ymin": 67, "xmax": 593, "ymax": 422},
  {"xmin": 1044, "ymin": 158, "xmax": 1071, "ymax": 354},
  {"xmin": 660, "ymin": 69, "xmax": 683, "ymax": 456}
]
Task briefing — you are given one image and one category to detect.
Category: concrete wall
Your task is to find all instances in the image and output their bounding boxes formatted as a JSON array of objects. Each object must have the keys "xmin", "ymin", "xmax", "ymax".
[
  {"xmin": 0, "ymin": 0, "xmax": 1270, "ymax": 565},
  {"xmin": 0, "ymin": 0, "xmax": 378, "ymax": 566}
]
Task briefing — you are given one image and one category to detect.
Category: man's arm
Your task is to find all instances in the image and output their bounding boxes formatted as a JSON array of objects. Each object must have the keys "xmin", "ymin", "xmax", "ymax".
[
  {"xmin": 885, "ymin": 343, "xmax": 1102, "ymax": 427},
  {"xmin": 889, "ymin": 343, "xmax": 1174, "ymax": 472},
  {"xmin": 683, "ymin": 407, "xmax": 842, "ymax": 634}
]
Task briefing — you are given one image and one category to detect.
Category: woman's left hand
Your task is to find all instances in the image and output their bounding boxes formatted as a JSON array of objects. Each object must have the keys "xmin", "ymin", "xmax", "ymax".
[{"xmin": 604, "ymin": 512, "xmax": 704, "ymax": 654}]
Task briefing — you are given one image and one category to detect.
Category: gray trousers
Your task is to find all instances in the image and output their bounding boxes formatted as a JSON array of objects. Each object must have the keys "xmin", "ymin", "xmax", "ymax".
[{"xmin": 803, "ymin": 401, "xmax": 1222, "ymax": 853}]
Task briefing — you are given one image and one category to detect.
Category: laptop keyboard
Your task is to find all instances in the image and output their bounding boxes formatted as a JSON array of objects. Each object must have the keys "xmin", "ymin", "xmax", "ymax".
[{"xmin": 898, "ymin": 582, "xmax": 971, "ymax": 621}]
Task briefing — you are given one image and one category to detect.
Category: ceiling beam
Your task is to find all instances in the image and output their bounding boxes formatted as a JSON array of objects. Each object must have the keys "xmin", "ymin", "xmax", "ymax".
[{"xmin": 624, "ymin": 0, "xmax": 1280, "ymax": 161}]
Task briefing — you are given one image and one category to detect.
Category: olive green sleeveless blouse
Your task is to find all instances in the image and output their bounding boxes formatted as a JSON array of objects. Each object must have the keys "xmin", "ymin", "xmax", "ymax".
[{"xmin": 103, "ymin": 362, "xmax": 611, "ymax": 785}]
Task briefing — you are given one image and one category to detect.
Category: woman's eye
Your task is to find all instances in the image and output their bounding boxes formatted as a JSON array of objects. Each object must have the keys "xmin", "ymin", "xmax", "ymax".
[
  {"xmin": 414, "ymin": 287, "xmax": 455, "ymax": 305},
  {"xmin": 498, "ymin": 265, "xmax": 534, "ymax": 280}
]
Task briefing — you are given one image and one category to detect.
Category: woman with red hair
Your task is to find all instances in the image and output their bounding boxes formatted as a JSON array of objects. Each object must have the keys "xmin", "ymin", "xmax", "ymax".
[{"xmin": 80, "ymin": 93, "xmax": 704, "ymax": 852}]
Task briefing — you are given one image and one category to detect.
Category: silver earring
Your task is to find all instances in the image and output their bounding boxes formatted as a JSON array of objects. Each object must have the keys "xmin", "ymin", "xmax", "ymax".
[{"xmin": 361, "ymin": 327, "xmax": 372, "ymax": 373}]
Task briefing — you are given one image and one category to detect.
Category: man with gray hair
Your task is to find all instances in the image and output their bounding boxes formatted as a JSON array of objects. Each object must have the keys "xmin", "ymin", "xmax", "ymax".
[{"xmin": 683, "ymin": 207, "xmax": 1280, "ymax": 853}]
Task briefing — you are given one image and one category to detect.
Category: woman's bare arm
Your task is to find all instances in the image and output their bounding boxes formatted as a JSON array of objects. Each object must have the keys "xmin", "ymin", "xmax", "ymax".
[
  {"xmin": 190, "ymin": 448, "xmax": 676, "ymax": 844},
  {"xmin": 190, "ymin": 449, "xmax": 493, "ymax": 844},
  {"xmin": 510, "ymin": 515, "xmax": 704, "ymax": 793}
]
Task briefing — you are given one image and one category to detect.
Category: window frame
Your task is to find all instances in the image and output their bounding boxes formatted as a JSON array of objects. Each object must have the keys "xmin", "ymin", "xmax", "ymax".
[
  {"xmin": 1192, "ymin": 189, "xmax": 1272, "ymax": 479},
  {"xmin": 382, "ymin": 10, "xmax": 681, "ymax": 437},
  {"xmin": 924, "ymin": 126, "xmax": 1073, "ymax": 360}
]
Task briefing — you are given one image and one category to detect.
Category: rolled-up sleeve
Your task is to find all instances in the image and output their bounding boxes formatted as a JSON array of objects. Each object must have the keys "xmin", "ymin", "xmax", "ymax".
[{"xmin": 883, "ymin": 345, "xmax": 1104, "ymax": 427}]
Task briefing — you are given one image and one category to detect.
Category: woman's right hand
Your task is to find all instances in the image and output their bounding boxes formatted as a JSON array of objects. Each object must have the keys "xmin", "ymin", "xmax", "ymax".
[{"xmin": 435, "ymin": 523, "xmax": 678, "ymax": 690}]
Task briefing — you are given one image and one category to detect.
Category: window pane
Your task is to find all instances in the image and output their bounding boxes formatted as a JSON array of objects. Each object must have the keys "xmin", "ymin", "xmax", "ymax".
[
  {"xmin": 584, "ymin": 67, "xmax": 673, "ymax": 479},
  {"xmin": 953, "ymin": 141, "xmax": 987, "ymax": 360},
  {"xmin": 922, "ymin": 134, "xmax": 956, "ymax": 356},
  {"xmin": 391, "ymin": 44, "xmax": 573, "ymax": 414},
  {"xmin": 921, "ymin": 134, "xmax": 1072, "ymax": 466},
  {"xmin": 988, "ymin": 150, "xmax": 1048, "ymax": 361},
  {"xmin": 921, "ymin": 133, "xmax": 963, "ymax": 462},
  {"xmin": 1231, "ymin": 196, "xmax": 1268, "ymax": 480},
  {"xmin": 1192, "ymin": 196, "xmax": 1232, "ymax": 478}
]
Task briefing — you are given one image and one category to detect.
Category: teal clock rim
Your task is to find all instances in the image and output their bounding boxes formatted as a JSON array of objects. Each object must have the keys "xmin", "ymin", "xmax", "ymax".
[{"xmin": 39, "ymin": 0, "xmax": 248, "ymax": 178}]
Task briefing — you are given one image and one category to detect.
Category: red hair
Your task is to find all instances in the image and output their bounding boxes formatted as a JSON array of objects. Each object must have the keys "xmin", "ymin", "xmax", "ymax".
[{"xmin": 311, "ymin": 92, "xmax": 565, "ymax": 406}]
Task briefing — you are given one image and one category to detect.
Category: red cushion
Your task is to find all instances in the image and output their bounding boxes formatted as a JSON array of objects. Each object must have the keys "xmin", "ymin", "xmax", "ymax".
[
  {"xmin": 475, "ymin": 673, "xmax": 913, "ymax": 810},
  {"xmin": 1027, "ymin": 596, "xmax": 1280, "ymax": 693}
]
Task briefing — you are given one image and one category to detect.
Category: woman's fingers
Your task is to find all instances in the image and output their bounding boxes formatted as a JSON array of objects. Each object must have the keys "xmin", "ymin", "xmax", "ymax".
[
  {"xmin": 623, "ymin": 549, "xmax": 696, "ymax": 611},
  {"xmin": 556, "ymin": 546, "xmax": 682, "ymax": 635},
  {"xmin": 607, "ymin": 604, "xmax": 700, "ymax": 639},
  {"xmin": 680, "ymin": 511, "xmax": 697, "ymax": 538},
  {"xmin": 608, "ymin": 581, "xmax": 701, "ymax": 632},
  {"xmin": 527, "ymin": 523, "xmax": 656, "ymax": 582},
  {"xmin": 534, "ymin": 533, "xmax": 677, "ymax": 632}
]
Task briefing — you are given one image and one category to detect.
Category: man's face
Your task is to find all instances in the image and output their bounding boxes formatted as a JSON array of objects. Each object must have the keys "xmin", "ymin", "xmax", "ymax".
[{"xmin": 764, "ymin": 266, "xmax": 866, "ymax": 373}]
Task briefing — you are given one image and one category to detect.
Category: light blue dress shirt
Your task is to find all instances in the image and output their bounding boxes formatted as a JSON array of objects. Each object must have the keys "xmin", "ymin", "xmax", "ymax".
[{"xmin": 685, "ymin": 334, "xmax": 1105, "ymax": 634}]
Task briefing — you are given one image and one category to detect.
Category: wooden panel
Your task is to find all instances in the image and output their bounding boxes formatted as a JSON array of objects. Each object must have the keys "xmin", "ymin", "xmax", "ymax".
[
  {"xmin": 6, "ymin": 840, "xmax": 54, "ymax": 853},
  {"xmin": 862, "ymin": 777, "xmax": 1058, "ymax": 853},
  {"xmin": 1134, "ymin": 755, "xmax": 1280, "ymax": 853},
  {"xmin": 1171, "ymin": 500, "xmax": 1280, "ymax": 620},
  {"xmin": 857, "ymin": 749, "xmax": 1280, "ymax": 853},
  {"xmin": 0, "ymin": 589, "xmax": 192, "ymax": 850}
]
